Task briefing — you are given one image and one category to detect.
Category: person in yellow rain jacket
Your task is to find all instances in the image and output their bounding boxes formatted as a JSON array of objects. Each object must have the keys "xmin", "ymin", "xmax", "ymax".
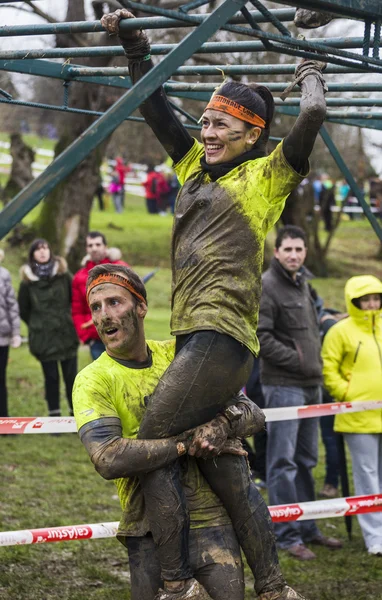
[{"xmin": 322, "ymin": 274, "xmax": 382, "ymax": 556}]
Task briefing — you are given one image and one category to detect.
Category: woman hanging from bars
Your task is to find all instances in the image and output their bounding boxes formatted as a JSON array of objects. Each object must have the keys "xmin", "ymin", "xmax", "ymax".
[{"xmin": 100, "ymin": 9, "xmax": 327, "ymax": 600}]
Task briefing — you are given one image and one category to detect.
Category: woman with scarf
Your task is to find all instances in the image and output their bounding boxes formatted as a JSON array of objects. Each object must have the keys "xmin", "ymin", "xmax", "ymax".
[
  {"xmin": 18, "ymin": 239, "xmax": 78, "ymax": 417},
  {"xmin": 97, "ymin": 10, "xmax": 328, "ymax": 600}
]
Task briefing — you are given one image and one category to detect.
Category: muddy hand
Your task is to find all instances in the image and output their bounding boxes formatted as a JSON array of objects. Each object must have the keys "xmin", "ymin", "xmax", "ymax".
[
  {"xmin": 101, "ymin": 8, "xmax": 140, "ymax": 40},
  {"xmin": 188, "ymin": 415, "xmax": 231, "ymax": 458},
  {"xmin": 220, "ymin": 437, "xmax": 248, "ymax": 457}
]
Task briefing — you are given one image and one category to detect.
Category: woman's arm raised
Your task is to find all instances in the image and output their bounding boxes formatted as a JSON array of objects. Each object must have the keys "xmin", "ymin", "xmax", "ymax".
[
  {"xmin": 282, "ymin": 60, "xmax": 327, "ymax": 174},
  {"xmin": 101, "ymin": 9, "xmax": 193, "ymax": 164}
]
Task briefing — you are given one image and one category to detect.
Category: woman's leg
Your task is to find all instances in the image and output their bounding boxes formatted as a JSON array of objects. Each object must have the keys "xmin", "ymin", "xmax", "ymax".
[
  {"xmin": 197, "ymin": 455, "xmax": 285, "ymax": 596},
  {"xmin": 60, "ymin": 356, "xmax": 78, "ymax": 415},
  {"xmin": 137, "ymin": 331, "xmax": 253, "ymax": 585},
  {"xmin": 0, "ymin": 345, "xmax": 9, "ymax": 417},
  {"xmin": 344, "ymin": 433, "xmax": 382, "ymax": 550},
  {"xmin": 40, "ymin": 360, "xmax": 60, "ymax": 416}
]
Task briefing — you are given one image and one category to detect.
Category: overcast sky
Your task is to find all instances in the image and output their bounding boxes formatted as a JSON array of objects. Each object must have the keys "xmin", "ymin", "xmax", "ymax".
[{"xmin": 1, "ymin": 1, "xmax": 381, "ymax": 176}]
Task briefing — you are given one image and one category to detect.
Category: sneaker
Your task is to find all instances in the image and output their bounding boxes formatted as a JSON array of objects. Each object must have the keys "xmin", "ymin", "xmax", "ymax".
[
  {"xmin": 308, "ymin": 534, "xmax": 342, "ymax": 549},
  {"xmin": 259, "ymin": 585, "xmax": 307, "ymax": 600},
  {"xmin": 155, "ymin": 578, "xmax": 213, "ymax": 600},
  {"xmin": 294, "ymin": 8, "xmax": 333, "ymax": 29},
  {"xmin": 318, "ymin": 483, "xmax": 338, "ymax": 499},
  {"xmin": 285, "ymin": 544, "xmax": 316, "ymax": 561},
  {"xmin": 368, "ymin": 545, "xmax": 382, "ymax": 556}
]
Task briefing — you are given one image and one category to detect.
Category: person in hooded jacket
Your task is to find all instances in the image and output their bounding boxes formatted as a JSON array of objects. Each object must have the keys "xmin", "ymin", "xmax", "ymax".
[
  {"xmin": 322, "ymin": 275, "xmax": 382, "ymax": 556},
  {"xmin": 0, "ymin": 248, "xmax": 21, "ymax": 417},
  {"xmin": 18, "ymin": 239, "xmax": 78, "ymax": 417}
]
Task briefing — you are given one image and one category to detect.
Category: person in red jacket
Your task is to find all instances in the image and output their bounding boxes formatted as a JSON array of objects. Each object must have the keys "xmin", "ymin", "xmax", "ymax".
[
  {"xmin": 71, "ymin": 231, "xmax": 129, "ymax": 360},
  {"xmin": 143, "ymin": 164, "xmax": 160, "ymax": 214},
  {"xmin": 115, "ymin": 156, "xmax": 131, "ymax": 208}
]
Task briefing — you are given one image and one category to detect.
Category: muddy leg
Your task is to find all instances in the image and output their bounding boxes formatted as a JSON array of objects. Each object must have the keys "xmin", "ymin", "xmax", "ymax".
[{"xmin": 197, "ymin": 455, "xmax": 286, "ymax": 595}]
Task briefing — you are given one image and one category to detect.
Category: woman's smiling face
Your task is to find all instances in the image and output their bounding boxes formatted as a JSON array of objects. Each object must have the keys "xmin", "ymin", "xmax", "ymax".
[{"xmin": 201, "ymin": 109, "xmax": 260, "ymax": 165}]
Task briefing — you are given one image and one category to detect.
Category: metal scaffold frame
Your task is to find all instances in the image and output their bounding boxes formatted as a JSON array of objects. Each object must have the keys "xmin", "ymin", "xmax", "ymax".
[{"xmin": 0, "ymin": 0, "xmax": 381, "ymax": 241}]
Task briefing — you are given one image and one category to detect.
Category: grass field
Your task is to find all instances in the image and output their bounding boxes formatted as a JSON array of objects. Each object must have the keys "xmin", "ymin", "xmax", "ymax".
[{"xmin": 1, "ymin": 190, "xmax": 382, "ymax": 599}]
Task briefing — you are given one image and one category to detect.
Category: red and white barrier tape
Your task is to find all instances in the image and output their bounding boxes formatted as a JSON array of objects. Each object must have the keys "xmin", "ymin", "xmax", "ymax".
[
  {"xmin": 1, "ymin": 401, "xmax": 381, "ymax": 434},
  {"xmin": 1, "ymin": 494, "xmax": 381, "ymax": 547},
  {"xmin": 264, "ymin": 399, "xmax": 382, "ymax": 423},
  {"xmin": 269, "ymin": 493, "xmax": 382, "ymax": 523}
]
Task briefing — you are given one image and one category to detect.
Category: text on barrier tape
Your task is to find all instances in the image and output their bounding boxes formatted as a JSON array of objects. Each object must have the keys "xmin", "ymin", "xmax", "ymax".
[{"xmin": 1, "ymin": 494, "xmax": 381, "ymax": 546}]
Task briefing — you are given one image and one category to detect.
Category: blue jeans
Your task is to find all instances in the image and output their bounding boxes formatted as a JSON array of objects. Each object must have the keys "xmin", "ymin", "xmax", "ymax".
[
  {"xmin": 320, "ymin": 389, "xmax": 340, "ymax": 488},
  {"xmin": 89, "ymin": 339, "xmax": 105, "ymax": 361},
  {"xmin": 262, "ymin": 385, "xmax": 322, "ymax": 549}
]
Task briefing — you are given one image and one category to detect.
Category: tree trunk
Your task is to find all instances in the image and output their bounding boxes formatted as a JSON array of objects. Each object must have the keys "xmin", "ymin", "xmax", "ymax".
[
  {"xmin": 33, "ymin": 0, "xmax": 117, "ymax": 271},
  {"xmin": 280, "ymin": 180, "xmax": 339, "ymax": 277},
  {"xmin": 2, "ymin": 134, "xmax": 35, "ymax": 205}
]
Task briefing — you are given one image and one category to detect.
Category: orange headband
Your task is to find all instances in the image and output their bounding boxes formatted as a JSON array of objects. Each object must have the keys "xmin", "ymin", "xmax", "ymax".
[
  {"xmin": 205, "ymin": 95, "xmax": 266, "ymax": 129},
  {"xmin": 86, "ymin": 273, "xmax": 146, "ymax": 306}
]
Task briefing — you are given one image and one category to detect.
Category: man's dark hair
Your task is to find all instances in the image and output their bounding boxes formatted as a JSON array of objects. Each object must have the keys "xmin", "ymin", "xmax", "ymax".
[
  {"xmin": 275, "ymin": 225, "xmax": 307, "ymax": 249},
  {"xmin": 87, "ymin": 231, "xmax": 107, "ymax": 245},
  {"xmin": 86, "ymin": 264, "xmax": 148, "ymax": 305}
]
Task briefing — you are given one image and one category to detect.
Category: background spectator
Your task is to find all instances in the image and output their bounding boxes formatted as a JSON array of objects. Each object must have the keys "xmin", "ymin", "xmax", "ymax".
[
  {"xmin": 0, "ymin": 248, "xmax": 21, "ymax": 418},
  {"xmin": 166, "ymin": 172, "xmax": 181, "ymax": 214},
  {"xmin": 322, "ymin": 275, "xmax": 382, "ymax": 556},
  {"xmin": 108, "ymin": 168, "xmax": 123, "ymax": 214},
  {"xmin": 115, "ymin": 156, "xmax": 130, "ymax": 208},
  {"xmin": 71, "ymin": 231, "xmax": 129, "ymax": 360},
  {"xmin": 244, "ymin": 357, "xmax": 267, "ymax": 490},
  {"xmin": 258, "ymin": 225, "xmax": 342, "ymax": 560},
  {"xmin": 143, "ymin": 164, "xmax": 160, "ymax": 214},
  {"xmin": 18, "ymin": 239, "xmax": 78, "ymax": 417}
]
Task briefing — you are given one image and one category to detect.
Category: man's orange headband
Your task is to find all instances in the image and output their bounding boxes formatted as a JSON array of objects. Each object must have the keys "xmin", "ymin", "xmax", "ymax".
[
  {"xmin": 205, "ymin": 95, "xmax": 266, "ymax": 129},
  {"xmin": 86, "ymin": 273, "xmax": 146, "ymax": 306}
]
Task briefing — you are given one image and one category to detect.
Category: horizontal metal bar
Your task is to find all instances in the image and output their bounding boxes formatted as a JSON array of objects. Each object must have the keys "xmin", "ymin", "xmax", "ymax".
[
  {"xmin": 275, "ymin": 0, "xmax": 382, "ymax": 20},
  {"xmin": 277, "ymin": 105, "xmax": 382, "ymax": 121},
  {"xmin": 67, "ymin": 67, "xmax": 382, "ymax": 93},
  {"xmin": 0, "ymin": 59, "xmax": 375, "ymax": 84},
  {"xmin": 0, "ymin": 97, "xmax": 202, "ymax": 129},
  {"xmin": 0, "ymin": 9, "xmax": 295, "ymax": 37},
  {"xmin": 0, "ymin": 35, "xmax": 381, "ymax": 60}
]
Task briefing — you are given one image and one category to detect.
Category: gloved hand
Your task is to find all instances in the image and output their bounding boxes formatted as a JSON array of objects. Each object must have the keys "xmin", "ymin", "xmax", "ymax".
[
  {"xmin": 10, "ymin": 334, "xmax": 22, "ymax": 348},
  {"xmin": 294, "ymin": 8, "xmax": 333, "ymax": 29},
  {"xmin": 101, "ymin": 8, "xmax": 141, "ymax": 40},
  {"xmin": 188, "ymin": 415, "xmax": 231, "ymax": 458},
  {"xmin": 280, "ymin": 59, "xmax": 327, "ymax": 101},
  {"xmin": 100, "ymin": 8, "xmax": 150, "ymax": 60}
]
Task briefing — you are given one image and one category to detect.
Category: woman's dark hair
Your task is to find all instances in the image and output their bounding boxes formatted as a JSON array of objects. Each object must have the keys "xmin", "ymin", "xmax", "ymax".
[
  {"xmin": 86, "ymin": 264, "xmax": 148, "ymax": 306},
  {"xmin": 215, "ymin": 81, "xmax": 275, "ymax": 151},
  {"xmin": 28, "ymin": 238, "xmax": 51, "ymax": 265}
]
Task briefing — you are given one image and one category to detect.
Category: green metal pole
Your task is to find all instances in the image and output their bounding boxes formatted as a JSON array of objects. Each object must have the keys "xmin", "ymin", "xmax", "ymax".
[{"xmin": 0, "ymin": 0, "xmax": 247, "ymax": 240}]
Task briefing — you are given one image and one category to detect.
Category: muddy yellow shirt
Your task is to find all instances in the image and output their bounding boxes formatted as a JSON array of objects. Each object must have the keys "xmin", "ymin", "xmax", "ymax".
[
  {"xmin": 172, "ymin": 140, "xmax": 307, "ymax": 355},
  {"xmin": 73, "ymin": 342, "xmax": 230, "ymax": 537}
]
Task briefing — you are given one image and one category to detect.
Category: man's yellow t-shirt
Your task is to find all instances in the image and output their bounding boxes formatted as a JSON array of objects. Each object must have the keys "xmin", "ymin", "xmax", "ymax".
[
  {"xmin": 172, "ymin": 140, "xmax": 307, "ymax": 355},
  {"xmin": 73, "ymin": 342, "xmax": 230, "ymax": 538}
]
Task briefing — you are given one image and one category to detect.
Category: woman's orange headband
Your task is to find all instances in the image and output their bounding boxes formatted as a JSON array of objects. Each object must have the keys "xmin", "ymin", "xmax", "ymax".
[
  {"xmin": 86, "ymin": 273, "xmax": 146, "ymax": 306},
  {"xmin": 204, "ymin": 95, "xmax": 266, "ymax": 129}
]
